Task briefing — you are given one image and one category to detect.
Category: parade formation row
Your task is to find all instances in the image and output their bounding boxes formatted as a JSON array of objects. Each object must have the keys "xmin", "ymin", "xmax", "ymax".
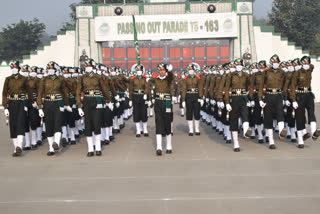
[{"xmin": 2, "ymin": 54, "xmax": 319, "ymax": 157}]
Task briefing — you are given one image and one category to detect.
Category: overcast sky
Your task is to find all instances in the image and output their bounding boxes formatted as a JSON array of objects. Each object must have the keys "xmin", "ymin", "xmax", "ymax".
[{"xmin": 0, "ymin": 0, "xmax": 273, "ymax": 35}]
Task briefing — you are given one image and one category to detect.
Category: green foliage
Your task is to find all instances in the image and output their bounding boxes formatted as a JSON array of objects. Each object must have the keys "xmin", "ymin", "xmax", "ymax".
[
  {"xmin": 0, "ymin": 18, "xmax": 46, "ymax": 63},
  {"xmin": 268, "ymin": 0, "xmax": 320, "ymax": 56}
]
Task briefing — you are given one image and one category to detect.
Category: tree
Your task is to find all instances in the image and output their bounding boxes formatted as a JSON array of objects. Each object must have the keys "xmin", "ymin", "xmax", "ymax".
[
  {"xmin": 268, "ymin": 0, "xmax": 320, "ymax": 56},
  {"xmin": 0, "ymin": 18, "xmax": 46, "ymax": 62}
]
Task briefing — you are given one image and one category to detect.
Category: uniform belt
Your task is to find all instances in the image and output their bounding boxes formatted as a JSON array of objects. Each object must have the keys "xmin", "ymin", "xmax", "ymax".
[
  {"xmin": 231, "ymin": 89, "xmax": 248, "ymax": 96},
  {"xmin": 266, "ymin": 88, "xmax": 282, "ymax": 94},
  {"xmin": 45, "ymin": 94, "xmax": 62, "ymax": 101},
  {"xmin": 133, "ymin": 89, "xmax": 145, "ymax": 94},
  {"xmin": 9, "ymin": 93, "xmax": 27, "ymax": 100},
  {"xmin": 297, "ymin": 87, "xmax": 311, "ymax": 93},
  {"xmin": 84, "ymin": 90, "xmax": 102, "ymax": 97},
  {"xmin": 69, "ymin": 93, "xmax": 75, "ymax": 98},
  {"xmin": 155, "ymin": 93, "xmax": 171, "ymax": 100},
  {"xmin": 187, "ymin": 88, "xmax": 198, "ymax": 93},
  {"xmin": 32, "ymin": 92, "xmax": 37, "ymax": 98}
]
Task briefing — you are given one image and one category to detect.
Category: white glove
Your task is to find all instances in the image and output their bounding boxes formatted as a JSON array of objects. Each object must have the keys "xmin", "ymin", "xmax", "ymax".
[
  {"xmin": 32, "ymin": 102, "xmax": 37, "ymax": 108},
  {"xmin": 226, "ymin": 104, "xmax": 232, "ymax": 112},
  {"xmin": 108, "ymin": 103, "xmax": 114, "ymax": 111},
  {"xmin": 129, "ymin": 101, "xmax": 132, "ymax": 107},
  {"xmin": 259, "ymin": 101, "xmax": 266, "ymax": 108},
  {"xmin": 143, "ymin": 94, "xmax": 147, "ymax": 100},
  {"xmin": 182, "ymin": 101, "xmax": 186, "ymax": 108},
  {"xmin": 116, "ymin": 102, "xmax": 120, "ymax": 108},
  {"xmin": 114, "ymin": 95, "xmax": 120, "ymax": 102},
  {"xmin": 220, "ymin": 102, "xmax": 225, "ymax": 109},
  {"xmin": 206, "ymin": 98, "xmax": 209, "ymax": 102},
  {"xmin": 251, "ymin": 101, "xmax": 255, "ymax": 107},
  {"xmin": 152, "ymin": 99, "xmax": 155, "ymax": 104},
  {"xmin": 148, "ymin": 101, "xmax": 152, "ymax": 107},
  {"xmin": 211, "ymin": 99, "xmax": 216, "ymax": 106},
  {"xmin": 292, "ymin": 101, "xmax": 298, "ymax": 109},
  {"xmin": 39, "ymin": 109, "xmax": 45, "ymax": 118},
  {"xmin": 4, "ymin": 109, "xmax": 9, "ymax": 117},
  {"xmin": 65, "ymin": 105, "xmax": 72, "ymax": 112},
  {"xmin": 78, "ymin": 108, "xmax": 84, "ymax": 117},
  {"xmin": 246, "ymin": 102, "xmax": 251, "ymax": 107},
  {"xmin": 285, "ymin": 100, "xmax": 291, "ymax": 107},
  {"xmin": 172, "ymin": 96, "xmax": 177, "ymax": 103},
  {"xmin": 198, "ymin": 99, "xmax": 204, "ymax": 107}
]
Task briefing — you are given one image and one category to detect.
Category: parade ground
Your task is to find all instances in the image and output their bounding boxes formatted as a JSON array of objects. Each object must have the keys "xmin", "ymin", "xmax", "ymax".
[{"xmin": 0, "ymin": 105, "xmax": 320, "ymax": 214}]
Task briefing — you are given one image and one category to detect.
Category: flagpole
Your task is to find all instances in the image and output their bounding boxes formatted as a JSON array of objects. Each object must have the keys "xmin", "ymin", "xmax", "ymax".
[{"xmin": 132, "ymin": 15, "xmax": 141, "ymax": 66}]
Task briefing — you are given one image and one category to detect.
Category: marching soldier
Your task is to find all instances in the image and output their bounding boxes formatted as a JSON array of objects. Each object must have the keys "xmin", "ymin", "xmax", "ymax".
[
  {"xmin": 181, "ymin": 63, "xmax": 204, "ymax": 136},
  {"xmin": 290, "ymin": 56, "xmax": 320, "ymax": 148},
  {"xmin": 27, "ymin": 66, "xmax": 42, "ymax": 149},
  {"xmin": 37, "ymin": 62, "xmax": 71, "ymax": 156},
  {"xmin": 249, "ymin": 62, "xmax": 265, "ymax": 144},
  {"xmin": 2, "ymin": 61, "xmax": 35, "ymax": 156},
  {"xmin": 76, "ymin": 59, "xmax": 112, "ymax": 157},
  {"xmin": 149, "ymin": 63, "xmax": 175, "ymax": 156},
  {"xmin": 258, "ymin": 55, "xmax": 287, "ymax": 149},
  {"xmin": 129, "ymin": 64, "xmax": 151, "ymax": 137},
  {"xmin": 224, "ymin": 59, "xmax": 252, "ymax": 152}
]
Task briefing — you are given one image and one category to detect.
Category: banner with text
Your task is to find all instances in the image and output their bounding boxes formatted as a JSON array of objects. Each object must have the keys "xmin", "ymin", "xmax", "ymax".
[{"xmin": 95, "ymin": 13, "xmax": 237, "ymax": 42}]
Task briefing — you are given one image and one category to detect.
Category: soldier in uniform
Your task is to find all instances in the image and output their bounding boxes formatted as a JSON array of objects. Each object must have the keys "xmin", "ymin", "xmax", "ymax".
[
  {"xmin": 129, "ymin": 64, "xmax": 151, "ymax": 137},
  {"xmin": 27, "ymin": 66, "xmax": 42, "ymax": 149},
  {"xmin": 290, "ymin": 56, "xmax": 320, "ymax": 147},
  {"xmin": 258, "ymin": 55, "xmax": 287, "ymax": 149},
  {"xmin": 76, "ymin": 59, "xmax": 112, "ymax": 157},
  {"xmin": 248, "ymin": 62, "xmax": 265, "ymax": 143},
  {"xmin": 177, "ymin": 72, "xmax": 185, "ymax": 117},
  {"xmin": 37, "ymin": 62, "xmax": 72, "ymax": 156},
  {"xmin": 2, "ymin": 61, "xmax": 35, "ymax": 156},
  {"xmin": 181, "ymin": 63, "xmax": 204, "ymax": 136},
  {"xmin": 149, "ymin": 63, "xmax": 175, "ymax": 156},
  {"xmin": 224, "ymin": 59, "xmax": 252, "ymax": 152}
]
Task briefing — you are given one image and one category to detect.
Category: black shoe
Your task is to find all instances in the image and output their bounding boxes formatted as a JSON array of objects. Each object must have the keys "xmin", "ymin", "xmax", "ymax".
[
  {"xmin": 291, "ymin": 139, "xmax": 297, "ymax": 143},
  {"xmin": 79, "ymin": 130, "xmax": 83, "ymax": 135},
  {"xmin": 120, "ymin": 124, "xmax": 125, "ymax": 129},
  {"xmin": 250, "ymin": 136, "xmax": 255, "ymax": 139},
  {"xmin": 181, "ymin": 114, "xmax": 184, "ymax": 117},
  {"xmin": 96, "ymin": 151, "xmax": 102, "ymax": 156},
  {"xmin": 224, "ymin": 136, "xmax": 227, "ymax": 140},
  {"xmin": 206, "ymin": 122, "xmax": 211, "ymax": 126},
  {"xmin": 287, "ymin": 135, "xmax": 291, "ymax": 139},
  {"xmin": 297, "ymin": 144, "xmax": 304, "ymax": 149},
  {"xmin": 219, "ymin": 131, "xmax": 223, "ymax": 135},
  {"xmin": 166, "ymin": 150, "xmax": 172, "ymax": 154},
  {"xmin": 216, "ymin": 129, "xmax": 219, "ymax": 133},
  {"xmin": 312, "ymin": 129, "xmax": 320, "ymax": 140},
  {"xmin": 279, "ymin": 128, "xmax": 287, "ymax": 140},
  {"xmin": 70, "ymin": 141, "xmax": 76, "ymax": 145},
  {"xmin": 303, "ymin": 133, "xmax": 311, "ymax": 141},
  {"xmin": 245, "ymin": 128, "xmax": 252, "ymax": 139},
  {"xmin": 110, "ymin": 136, "xmax": 115, "ymax": 141},
  {"xmin": 144, "ymin": 133, "xmax": 149, "ymax": 137},
  {"xmin": 61, "ymin": 138, "xmax": 68, "ymax": 147},
  {"xmin": 31, "ymin": 144, "xmax": 38, "ymax": 149},
  {"xmin": 269, "ymin": 144, "xmax": 276, "ymax": 149},
  {"xmin": 16, "ymin": 147, "xmax": 22, "ymax": 156},
  {"xmin": 101, "ymin": 140, "xmax": 106, "ymax": 145},
  {"xmin": 75, "ymin": 134, "xmax": 80, "ymax": 139},
  {"xmin": 226, "ymin": 140, "xmax": 232, "ymax": 144},
  {"xmin": 23, "ymin": 147, "xmax": 31, "ymax": 151},
  {"xmin": 37, "ymin": 140, "xmax": 42, "ymax": 146},
  {"xmin": 255, "ymin": 129, "xmax": 258, "ymax": 136},
  {"xmin": 52, "ymin": 142, "xmax": 59, "ymax": 151},
  {"xmin": 275, "ymin": 129, "xmax": 279, "ymax": 133},
  {"xmin": 195, "ymin": 132, "xmax": 200, "ymax": 136},
  {"xmin": 156, "ymin": 149, "xmax": 162, "ymax": 156},
  {"xmin": 136, "ymin": 134, "xmax": 141, "ymax": 137},
  {"xmin": 234, "ymin": 148, "xmax": 240, "ymax": 152},
  {"xmin": 105, "ymin": 140, "xmax": 110, "ymax": 145},
  {"xmin": 212, "ymin": 126, "xmax": 216, "ymax": 130},
  {"xmin": 265, "ymin": 137, "xmax": 269, "ymax": 143},
  {"xmin": 87, "ymin": 152, "xmax": 94, "ymax": 157},
  {"xmin": 258, "ymin": 139, "xmax": 264, "ymax": 144},
  {"xmin": 12, "ymin": 152, "xmax": 21, "ymax": 157},
  {"xmin": 188, "ymin": 133, "xmax": 193, "ymax": 136},
  {"xmin": 47, "ymin": 151, "xmax": 55, "ymax": 156},
  {"xmin": 68, "ymin": 138, "xmax": 71, "ymax": 142},
  {"xmin": 262, "ymin": 130, "xmax": 266, "ymax": 136}
]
